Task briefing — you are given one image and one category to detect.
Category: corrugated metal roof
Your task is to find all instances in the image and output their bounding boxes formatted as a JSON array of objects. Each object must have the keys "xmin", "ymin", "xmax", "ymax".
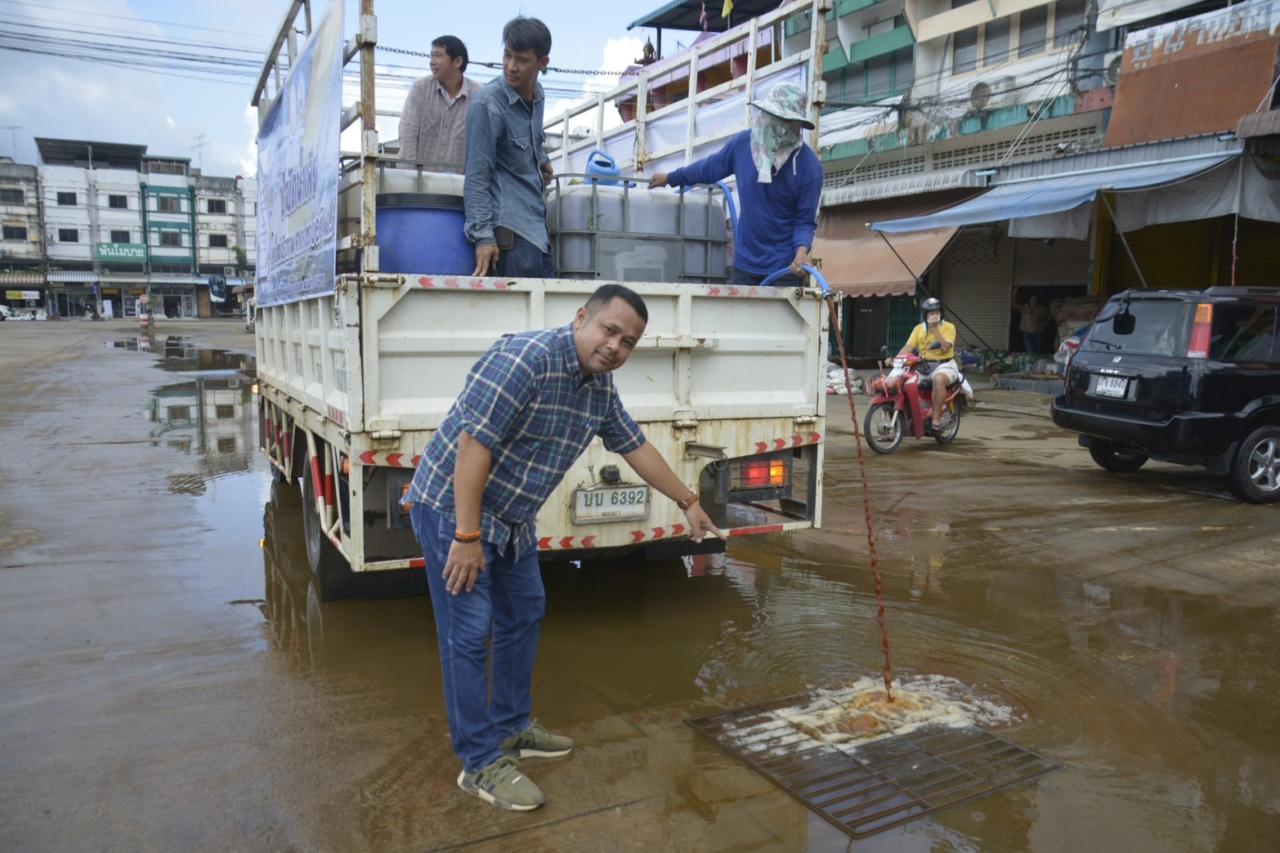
[
  {"xmin": 1105, "ymin": 37, "xmax": 1280, "ymax": 148},
  {"xmin": 996, "ymin": 134, "xmax": 1242, "ymax": 181}
]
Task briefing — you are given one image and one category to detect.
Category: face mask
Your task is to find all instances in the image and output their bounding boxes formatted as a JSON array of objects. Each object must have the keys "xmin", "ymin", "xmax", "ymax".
[{"xmin": 749, "ymin": 107, "xmax": 802, "ymax": 184}]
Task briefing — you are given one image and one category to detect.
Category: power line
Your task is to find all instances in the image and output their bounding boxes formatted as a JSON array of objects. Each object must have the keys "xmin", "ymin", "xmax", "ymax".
[{"xmin": 0, "ymin": 0, "xmax": 262, "ymax": 37}]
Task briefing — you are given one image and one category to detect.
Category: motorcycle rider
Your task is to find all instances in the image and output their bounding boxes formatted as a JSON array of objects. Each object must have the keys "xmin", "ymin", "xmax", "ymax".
[{"xmin": 889, "ymin": 297, "xmax": 959, "ymax": 432}]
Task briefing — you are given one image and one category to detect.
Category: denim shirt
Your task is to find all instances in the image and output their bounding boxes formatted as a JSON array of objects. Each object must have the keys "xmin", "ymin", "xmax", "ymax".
[{"xmin": 463, "ymin": 78, "xmax": 551, "ymax": 252}]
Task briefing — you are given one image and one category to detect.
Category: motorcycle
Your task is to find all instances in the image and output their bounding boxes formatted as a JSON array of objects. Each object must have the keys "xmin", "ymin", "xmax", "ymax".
[{"xmin": 863, "ymin": 350, "xmax": 970, "ymax": 454}]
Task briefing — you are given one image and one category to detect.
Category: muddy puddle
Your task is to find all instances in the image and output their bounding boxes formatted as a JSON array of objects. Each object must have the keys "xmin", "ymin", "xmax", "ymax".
[
  {"xmin": 108, "ymin": 334, "xmax": 255, "ymax": 374},
  {"xmin": 102, "ymin": 340, "xmax": 1280, "ymax": 848}
]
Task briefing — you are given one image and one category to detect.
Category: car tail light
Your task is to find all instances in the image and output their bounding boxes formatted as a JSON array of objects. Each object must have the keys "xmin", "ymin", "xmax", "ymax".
[
  {"xmin": 1187, "ymin": 303, "xmax": 1213, "ymax": 358},
  {"xmin": 732, "ymin": 457, "xmax": 789, "ymax": 491}
]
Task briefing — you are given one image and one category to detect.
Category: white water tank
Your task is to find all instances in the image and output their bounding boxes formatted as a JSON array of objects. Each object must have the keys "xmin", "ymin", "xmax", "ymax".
[{"xmin": 547, "ymin": 182, "xmax": 728, "ymax": 283}]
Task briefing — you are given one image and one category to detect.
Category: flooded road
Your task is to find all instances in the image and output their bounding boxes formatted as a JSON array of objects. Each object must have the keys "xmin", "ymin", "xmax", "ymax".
[{"xmin": 0, "ymin": 321, "xmax": 1277, "ymax": 851}]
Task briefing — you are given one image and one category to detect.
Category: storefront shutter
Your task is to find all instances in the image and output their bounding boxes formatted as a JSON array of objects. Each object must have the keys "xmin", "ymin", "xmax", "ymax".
[{"xmin": 938, "ymin": 228, "xmax": 1014, "ymax": 351}]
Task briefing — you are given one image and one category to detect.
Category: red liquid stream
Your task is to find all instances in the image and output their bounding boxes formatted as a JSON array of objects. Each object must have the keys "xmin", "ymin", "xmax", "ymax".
[{"xmin": 826, "ymin": 298, "xmax": 894, "ymax": 701}]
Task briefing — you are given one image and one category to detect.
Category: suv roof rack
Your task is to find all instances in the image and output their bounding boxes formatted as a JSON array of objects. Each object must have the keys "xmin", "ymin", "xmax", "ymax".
[{"xmin": 1203, "ymin": 286, "xmax": 1280, "ymax": 295}]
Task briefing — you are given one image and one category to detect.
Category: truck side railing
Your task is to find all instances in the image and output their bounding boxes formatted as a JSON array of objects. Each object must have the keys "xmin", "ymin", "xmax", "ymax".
[
  {"xmin": 544, "ymin": 0, "xmax": 828, "ymax": 179},
  {"xmin": 250, "ymin": 0, "xmax": 829, "ymax": 280}
]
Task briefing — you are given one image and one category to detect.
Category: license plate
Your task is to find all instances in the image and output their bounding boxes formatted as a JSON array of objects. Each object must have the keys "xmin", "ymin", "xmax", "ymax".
[
  {"xmin": 1095, "ymin": 375, "xmax": 1128, "ymax": 398},
  {"xmin": 572, "ymin": 485, "xmax": 650, "ymax": 524}
]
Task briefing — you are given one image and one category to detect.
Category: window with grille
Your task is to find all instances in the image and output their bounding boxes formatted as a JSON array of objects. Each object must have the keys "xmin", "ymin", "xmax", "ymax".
[
  {"xmin": 57, "ymin": 191, "xmax": 77, "ymax": 206},
  {"xmin": 1053, "ymin": 0, "xmax": 1086, "ymax": 48},
  {"xmin": 207, "ymin": 198, "xmax": 227, "ymax": 214},
  {"xmin": 209, "ymin": 234, "xmax": 229, "ymax": 248},
  {"xmin": 159, "ymin": 231, "xmax": 183, "ymax": 247},
  {"xmin": 58, "ymin": 228, "xmax": 78, "ymax": 242},
  {"xmin": 3, "ymin": 225, "xmax": 27, "ymax": 240},
  {"xmin": 984, "ymin": 18, "xmax": 1011, "ymax": 66},
  {"xmin": 110, "ymin": 229, "xmax": 130, "ymax": 243},
  {"xmin": 0, "ymin": 188, "xmax": 23, "ymax": 204},
  {"xmin": 953, "ymin": 27, "xmax": 978, "ymax": 74},
  {"xmin": 109, "ymin": 194, "xmax": 128, "ymax": 209},
  {"xmin": 1019, "ymin": 7, "xmax": 1048, "ymax": 57},
  {"xmin": 215, "ymin": 404, "xmax": 236, "ymax": 419},
  {"xmin": 157, "ymin": 196, "xmax": 180, "ymax": 213}
]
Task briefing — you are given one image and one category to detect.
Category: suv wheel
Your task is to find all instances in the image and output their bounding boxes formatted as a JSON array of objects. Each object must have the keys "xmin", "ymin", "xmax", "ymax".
[
  {"xmin": 1088, "ymin": 439, "xmax": 1149, "ymax": 473},
  {"xmin": 1228, "ymin": 425, "xmax": 1280, "ymax": 503}
]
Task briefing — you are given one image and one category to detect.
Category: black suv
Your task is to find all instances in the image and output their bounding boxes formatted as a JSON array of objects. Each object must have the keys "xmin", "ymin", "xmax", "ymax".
[{"xmin": 1052, "ymin": 287, "xmax": 1280, "ymax": 502}]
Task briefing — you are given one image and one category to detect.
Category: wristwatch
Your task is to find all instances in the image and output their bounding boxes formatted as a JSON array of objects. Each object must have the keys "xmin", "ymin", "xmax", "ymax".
[{"xmin": 676, "ymin": 491, "xmax": 699, "ymax": 511}]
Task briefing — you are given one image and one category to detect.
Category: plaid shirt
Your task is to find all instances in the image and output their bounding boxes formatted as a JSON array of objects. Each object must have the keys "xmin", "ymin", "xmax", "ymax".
[{"xmin": 408, "ymin": 323, "xmax": 647, "ymax": 557}]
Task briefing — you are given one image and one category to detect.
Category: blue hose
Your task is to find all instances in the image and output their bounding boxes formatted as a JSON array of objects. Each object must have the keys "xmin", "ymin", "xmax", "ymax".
[
  {"xmin": 676, "ymin": 180, "xmax": 739, "ymax": 232},
  {"xmin": 759, "ymin": 264, "xmax": 831, "ymax": 296},
  {"xmin": 714, "ymin": 180, "xmax": 739, "ymax": 234}
]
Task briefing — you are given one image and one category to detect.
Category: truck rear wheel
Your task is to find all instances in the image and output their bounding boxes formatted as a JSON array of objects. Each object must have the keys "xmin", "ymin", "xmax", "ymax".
[{"xmin": 302, "ymin": 460, "xmax": 355, "ymax": 600}]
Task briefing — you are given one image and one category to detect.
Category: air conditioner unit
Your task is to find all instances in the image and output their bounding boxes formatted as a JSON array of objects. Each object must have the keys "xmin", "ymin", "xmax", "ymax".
[
  {"xmin": 969, "ymin": 77, "xmax": 1018, "ymax": 111},
  {"xmin": 223, "ymin": 266, "xmax": 235, "ymax": 277},
  {"xmin": 1103, "ymin": 50, "xmax": 1124, "ymax": 86}
]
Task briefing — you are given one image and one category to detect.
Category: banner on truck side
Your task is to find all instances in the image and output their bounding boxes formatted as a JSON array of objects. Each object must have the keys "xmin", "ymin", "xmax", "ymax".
[{"xmin": 255, "ymin": 1, "xmax": 343, "ymax": 307}]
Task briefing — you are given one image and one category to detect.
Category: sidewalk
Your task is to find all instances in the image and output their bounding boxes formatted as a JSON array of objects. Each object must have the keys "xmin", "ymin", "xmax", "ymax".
[{"xmin": 968, "ymin": 373, "xmax": 1055, "ymax": 418}]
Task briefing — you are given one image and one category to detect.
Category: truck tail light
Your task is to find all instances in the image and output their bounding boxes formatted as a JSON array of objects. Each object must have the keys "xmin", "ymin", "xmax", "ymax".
[
  {"xmin": 733, "ymin": 457, "xmax": 789, "ymax": 491},
  {"xmin": 1187, "ymin": 303, "xmax": 1213, "ymax": 358}
]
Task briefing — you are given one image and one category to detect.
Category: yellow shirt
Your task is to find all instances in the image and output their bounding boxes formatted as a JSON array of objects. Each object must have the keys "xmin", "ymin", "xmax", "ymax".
[{"xmin": 905, "ymin": 320, "xmax": 957, "ymax": 361}]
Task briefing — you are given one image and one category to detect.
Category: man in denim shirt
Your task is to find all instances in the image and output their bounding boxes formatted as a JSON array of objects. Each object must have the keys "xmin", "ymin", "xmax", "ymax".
[
  {"xmin": 408, "ymin": 285, "xmax": 721, "ymax": 811},
  {"xmin": 464, "ymin": 17, "xmax": 556, "ymax": 278}
]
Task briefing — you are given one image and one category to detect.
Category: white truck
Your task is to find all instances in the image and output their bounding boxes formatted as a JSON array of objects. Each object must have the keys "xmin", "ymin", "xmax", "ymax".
[{"xmin": 250, "ymin": 0, "xmax": 831, "ymax": 598}]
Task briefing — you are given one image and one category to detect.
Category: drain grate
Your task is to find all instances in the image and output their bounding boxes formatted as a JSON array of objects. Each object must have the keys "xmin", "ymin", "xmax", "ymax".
[{"xmin": 687, "ymin": 694, "xmax": 1061, "ymax": 839}]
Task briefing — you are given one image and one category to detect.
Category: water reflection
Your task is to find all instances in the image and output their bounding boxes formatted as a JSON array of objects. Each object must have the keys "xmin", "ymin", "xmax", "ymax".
[
  {"xmin": 148, "ymin": 374, "xmax": 255, "ymax": 482},
  {"xmin": 244, "ymin": 440, "xmax": 1280, "ymax": 846},
  {"xmin": 108, "ymin": 335, "xmax": 255, "ymax": 373}
]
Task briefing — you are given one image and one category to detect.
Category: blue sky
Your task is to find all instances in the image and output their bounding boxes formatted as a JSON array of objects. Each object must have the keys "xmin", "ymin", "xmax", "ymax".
[{"xmin": 0, "ymin": 0, "xmax": 698, "ymax": 176}]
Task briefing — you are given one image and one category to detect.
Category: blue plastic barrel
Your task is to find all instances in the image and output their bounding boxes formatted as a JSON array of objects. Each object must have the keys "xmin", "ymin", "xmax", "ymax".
[{"xmin": 376, "ymin": 193, "xmax": 472, "ymax": 275}]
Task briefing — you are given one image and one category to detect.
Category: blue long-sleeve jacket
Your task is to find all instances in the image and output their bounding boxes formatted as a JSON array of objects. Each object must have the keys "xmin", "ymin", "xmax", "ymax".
[{"xmin": 667, "ymin": 130, "xmax": 823, "ymax": 276}]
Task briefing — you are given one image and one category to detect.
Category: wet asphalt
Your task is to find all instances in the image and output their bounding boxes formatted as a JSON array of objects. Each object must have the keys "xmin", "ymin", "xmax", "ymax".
[{"xmin": 0, "ymin": 319, "xmax": 1276, "ymax": 851}]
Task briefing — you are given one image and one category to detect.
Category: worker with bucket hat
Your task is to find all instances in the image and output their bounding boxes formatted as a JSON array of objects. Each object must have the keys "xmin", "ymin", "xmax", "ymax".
[{"xmin": 649, "ymin": 82, "xmax": 823, "ymax": 287}]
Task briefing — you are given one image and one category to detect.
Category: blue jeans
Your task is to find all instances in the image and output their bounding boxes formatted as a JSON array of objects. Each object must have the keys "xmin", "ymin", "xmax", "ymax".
[
  {"xmin": 411, "ymin": 502, "xmax": 545, "ymax": 772},
  {"xmin": 1023, "ymin": 332, "xmax": 1044, "ymax": 354},
  {"xmin": 496, "ymin": 232, "xmax": 557, "ymax": 278}
]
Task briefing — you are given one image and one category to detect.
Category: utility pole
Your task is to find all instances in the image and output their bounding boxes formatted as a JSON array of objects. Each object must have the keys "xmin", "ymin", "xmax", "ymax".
[
  {"xmin": 0, "ymin": 125, "xmax": 19, "ymax": 159},
  {"xmin": 191, "ymin": 134, "xmax": 207, "ymax": 172}
]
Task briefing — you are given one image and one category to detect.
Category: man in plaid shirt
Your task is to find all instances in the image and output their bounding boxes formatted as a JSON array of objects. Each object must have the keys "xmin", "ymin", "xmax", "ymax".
[{"xmin": 408, "ymin": 284, "xmax": 719, "ymax": 811}]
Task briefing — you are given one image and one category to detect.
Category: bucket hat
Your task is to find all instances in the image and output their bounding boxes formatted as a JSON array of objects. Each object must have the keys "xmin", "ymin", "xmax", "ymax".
[{"xmin": 751, "ymin": 83, "xmax": 815, "ymax": 129}]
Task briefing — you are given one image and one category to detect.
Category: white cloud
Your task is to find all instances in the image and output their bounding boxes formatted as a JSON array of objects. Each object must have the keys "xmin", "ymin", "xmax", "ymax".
[
  {"xmin": 235, "ymin": 105, "xmax": 258, "ymax": 177},
  {"xmin": 165, "ymin": 116, "xmax": 177, "ymax": 130},
  {"xmin": 545, "ymin": 36, "xmax": 645, "ymax": 136}
]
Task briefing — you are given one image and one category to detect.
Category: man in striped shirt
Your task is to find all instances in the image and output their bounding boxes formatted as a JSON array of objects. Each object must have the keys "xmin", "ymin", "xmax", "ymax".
[
  {"xmin": 397, "ymin": 35, "xmax": 479, "ymax": 172},
  {"xmin": 408, "ymin": 284, "xmax": 720, "ymax": 811}
]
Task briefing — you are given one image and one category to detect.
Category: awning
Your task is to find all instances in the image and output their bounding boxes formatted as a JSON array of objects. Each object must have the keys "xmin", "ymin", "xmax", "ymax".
[
  {"xmin": 47, "ymin": 271, "xmax": 99, "ymax": 283},
  {"xmin": 813, "ymin": 191, "xmax": 977, "ymax": 297},
  {"xmin": 1113, "ymin": 154, "xmax": 1280, "ymax": 232},
  {"xmin": 0, "ymin": 271, "xmax": 45, "ymax": 285},
  {"xmin": 822, "ymin": 166, "xmax": 987, "ymax": 207},
  {"xmin": 628, "ymin": 0, "xmax": 779, "ymax": 31},
  {"xmin": 1095, "ymin": 0, "xmax": 1203, "ymax": 31},
  {"xmin": 871, "ymin": 153, "xmax": 1237, "ymax": 235}
]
